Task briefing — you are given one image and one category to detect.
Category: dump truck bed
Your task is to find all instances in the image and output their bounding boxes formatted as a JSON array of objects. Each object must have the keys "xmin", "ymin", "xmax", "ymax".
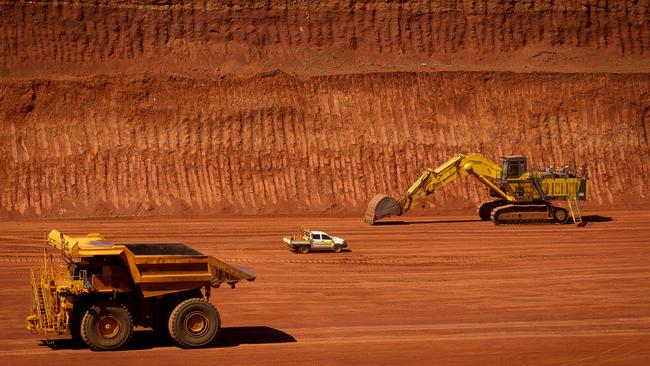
[
  {"xmin": 44, "ymin": 230, "xmax": 254, "ymax": 298},
  {"xmin": 114, "ymin": 242, "xmax": 255, "ymax": 297}
]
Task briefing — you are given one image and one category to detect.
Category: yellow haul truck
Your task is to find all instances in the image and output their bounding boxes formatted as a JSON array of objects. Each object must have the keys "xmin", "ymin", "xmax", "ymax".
[
  {"xmin": 365, "ymin": 153, "xmax": 589, "ymax": 225},
  {"xmin": 26, "ymin": 230, "xmax": 255, "ymax": 350}
]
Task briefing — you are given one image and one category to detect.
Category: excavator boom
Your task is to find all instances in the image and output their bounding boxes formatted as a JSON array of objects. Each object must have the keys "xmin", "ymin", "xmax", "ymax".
[{"xmin": 364, "ymin": 153, "xmax": 508, "ymax": 224}]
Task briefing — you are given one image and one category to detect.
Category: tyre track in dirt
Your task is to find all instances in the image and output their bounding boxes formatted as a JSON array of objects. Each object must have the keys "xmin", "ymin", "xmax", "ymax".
[{"xmin": 1, "ymin": 212, "xmax": 649, "ymax": 364}]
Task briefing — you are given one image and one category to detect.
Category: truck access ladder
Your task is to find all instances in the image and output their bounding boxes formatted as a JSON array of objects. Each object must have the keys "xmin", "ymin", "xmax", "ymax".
[
  {"xmin": 567, "ymin": 196, "xmax": 583, "ymax": 225},
  {"xmin": 30, "ymin": 271, "xmax": 56, "ymax": 342}
]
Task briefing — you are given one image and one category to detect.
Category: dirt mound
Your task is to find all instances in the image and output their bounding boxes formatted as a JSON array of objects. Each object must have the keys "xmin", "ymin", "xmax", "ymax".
[{"xmin": 0, "ymin": 0, "xmax": 649, "ymax": 217}]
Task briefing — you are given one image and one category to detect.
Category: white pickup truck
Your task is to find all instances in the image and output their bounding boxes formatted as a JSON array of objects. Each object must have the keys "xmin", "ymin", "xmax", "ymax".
[{"xmin": 283, "ymin": 229, "xmax": 348, "ymax": 254}]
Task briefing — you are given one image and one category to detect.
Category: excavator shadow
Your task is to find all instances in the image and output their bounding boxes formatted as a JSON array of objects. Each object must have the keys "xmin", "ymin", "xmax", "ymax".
[
  {"xmin": 374, "ymin": 216, "xmax": 612, "ymax": 226},
  {"xmin": 41, "ymin": 326, "xmax": 296, "ymax": 351},
  {"xmin": 577, "ymin": 215, "xmax": 613, "ymax": 227},
  {"xmin": 373, "ymin": 219, "xmax": 483, "ymax": 225},
  {"xmin": 581, "ymin": 215, "xmax": 613, "ymax": 223}
]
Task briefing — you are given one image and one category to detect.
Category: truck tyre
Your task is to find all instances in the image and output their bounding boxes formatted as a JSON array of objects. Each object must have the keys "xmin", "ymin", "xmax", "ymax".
[
  {"xmin": 80, "ymin": 303, "xmax": 133, "ymax": 351},
  {"xmin": 297, "ymin": 246, "xmax": 310, "ymax": 254},
  {"xmin": 168, "ymin": 298, "xmax": 220, "ymax": 348},
  {"xmin": 333, "ymin": 245, "xmax": 342, "ymax": 253}
]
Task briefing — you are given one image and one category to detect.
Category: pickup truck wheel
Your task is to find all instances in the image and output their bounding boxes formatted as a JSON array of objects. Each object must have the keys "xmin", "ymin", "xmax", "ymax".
[
  {"xmin": 80, "ymin": 303, "xmax": 133, "ymax": 351},
  {"xmin": 333, "ymin": 245, "xmax": 342, "ymax": 253},
  {"xmin": 297, "ymin": 246, "xmax": 310, "ymax": 254},
  {"xmin": 168, "ymin": 298, "xmax": 220, "ymax": 348}
]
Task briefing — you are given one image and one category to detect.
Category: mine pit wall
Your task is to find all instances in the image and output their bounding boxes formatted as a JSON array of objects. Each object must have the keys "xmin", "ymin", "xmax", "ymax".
[
  {"xmin": 1, "ymin": 0, "xmax": 650, "ymax": 77},
  {"xmin": 1, "ymin": 72, "xmax": 649, "ymax": 217},
  {"xmin": 1, "ymin": 0, "xmax": 649, "ymax": 217}
]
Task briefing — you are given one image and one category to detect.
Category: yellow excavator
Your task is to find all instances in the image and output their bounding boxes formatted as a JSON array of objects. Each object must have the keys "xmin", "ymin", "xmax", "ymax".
[{"xmin": 365, "ymin": 153, "xmax": 589, "ymax": 225}]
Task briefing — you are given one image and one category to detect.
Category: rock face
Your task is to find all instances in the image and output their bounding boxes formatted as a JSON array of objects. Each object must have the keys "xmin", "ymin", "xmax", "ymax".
[{"xmin": 1, "ymin": 0, "xmax": 649, "ymax": 217}]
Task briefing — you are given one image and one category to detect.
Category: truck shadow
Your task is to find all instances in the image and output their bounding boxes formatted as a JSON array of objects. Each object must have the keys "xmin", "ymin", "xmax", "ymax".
[
  {"xmin": 373, "ymin": 219, "xmax": 483, "ymax": 225},
  {"xmin": 304, "ymin": 249, "xmax": 353, "ymax": 254},
  {"xmin": 41, "ymin": 326, "xmax": 296, "ymax": 351},
  {"xmin": 214, "ymin": 326, "xmax": 296, "ymax": 347}
]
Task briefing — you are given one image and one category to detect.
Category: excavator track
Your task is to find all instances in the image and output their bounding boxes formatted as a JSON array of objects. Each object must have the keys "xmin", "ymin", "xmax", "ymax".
[
  {"xmin": 478, "ymin": 199, "xmax": 509, "ymax": 221},
  {"xmin": 490, "ymin": 204, "xmax": 570, "ymax": 225}
]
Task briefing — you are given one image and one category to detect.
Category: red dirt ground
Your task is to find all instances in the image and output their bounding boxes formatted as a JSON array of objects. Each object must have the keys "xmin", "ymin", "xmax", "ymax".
[{"xmin": 1, "ymin": 212, "xmax": 649, "ymax": 365}]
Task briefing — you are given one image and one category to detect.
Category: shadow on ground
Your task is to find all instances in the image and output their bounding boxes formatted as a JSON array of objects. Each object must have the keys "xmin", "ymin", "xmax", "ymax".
[
  {"xmin": 581, "ymin": 215, "xmax": 613, "ymax": 223},
  {"xmin": 577, "ymin": 215, "xmax": 613, "ymax": 227},
  {"xmin": 41, "ymin": 326, "xmax": 296, "ymax": 351},
  {"xmin": 375, "ymin": 216, "xmax": 613, "ymax": 226},
  {"xmin": 373, "ymin": 219, "xmax": 483, "ymax": 225},
  {"xmin": 303, "ymin": 249, "xmax": 352, "ymax": 254}
]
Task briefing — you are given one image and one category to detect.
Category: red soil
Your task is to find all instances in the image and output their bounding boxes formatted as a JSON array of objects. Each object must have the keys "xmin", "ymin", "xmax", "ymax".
[{"xmin": 0, "ymin": 213, "xmax": 649, "ymax": 365}]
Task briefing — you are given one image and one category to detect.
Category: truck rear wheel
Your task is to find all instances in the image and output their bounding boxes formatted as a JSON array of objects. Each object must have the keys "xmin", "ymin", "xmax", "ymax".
[
  {"xmin": 168, "ymin": 298, "xmax": 220, "ymax": 348},
  {"xmin": 297, "ymin": 246, "xmax": 310, "ymax": 254},
  {"xmin": 80, "ymin": 303, "xmax": 133, "ymax": 351}
]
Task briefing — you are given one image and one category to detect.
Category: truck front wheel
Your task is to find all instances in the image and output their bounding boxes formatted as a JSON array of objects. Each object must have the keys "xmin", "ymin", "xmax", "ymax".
[
  {"xmin": 168, "ymin": 298, "xmax": 220, "ymax": 348},
  {"xmin": 80, "ymin": 303, "xmax": 133, "ymax": 351}
]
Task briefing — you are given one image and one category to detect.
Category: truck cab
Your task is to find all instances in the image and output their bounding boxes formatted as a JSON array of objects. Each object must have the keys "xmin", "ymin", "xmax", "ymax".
[{"xmin": 310, "ymin": 231, "xmax": 338, "ymax": 249}]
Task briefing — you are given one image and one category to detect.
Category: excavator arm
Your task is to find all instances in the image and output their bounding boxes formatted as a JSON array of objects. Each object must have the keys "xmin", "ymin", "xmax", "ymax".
[{"xmin": 364, "ymin": 153, "xmax": 514, "ymax": 224}]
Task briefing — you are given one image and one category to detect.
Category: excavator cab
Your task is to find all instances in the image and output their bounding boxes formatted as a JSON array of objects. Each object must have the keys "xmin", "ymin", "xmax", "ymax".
[{"xmin": 502, "ymin": 156, "xmax": 527, "ymax": 179}]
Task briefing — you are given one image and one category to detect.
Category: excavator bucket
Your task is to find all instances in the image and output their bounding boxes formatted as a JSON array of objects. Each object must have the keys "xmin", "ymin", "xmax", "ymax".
[{"xmin": 364, "ymin": 194, "xmax": 403, "ymax": 224}]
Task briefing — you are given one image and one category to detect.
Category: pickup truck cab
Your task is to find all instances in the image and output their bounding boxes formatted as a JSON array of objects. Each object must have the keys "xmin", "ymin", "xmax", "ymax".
[{"xmin": 283, "ymin": 229, "xmax": 348, "ymax": 254}]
